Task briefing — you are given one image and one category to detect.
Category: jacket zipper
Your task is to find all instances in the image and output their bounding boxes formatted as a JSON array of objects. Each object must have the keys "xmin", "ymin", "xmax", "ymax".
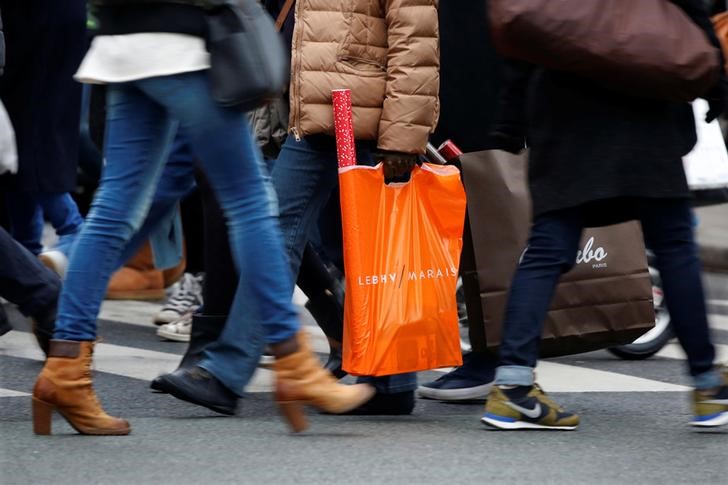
[{"xmin": 290, "ymin": 0, "xmax": 304, "ymax": 141}]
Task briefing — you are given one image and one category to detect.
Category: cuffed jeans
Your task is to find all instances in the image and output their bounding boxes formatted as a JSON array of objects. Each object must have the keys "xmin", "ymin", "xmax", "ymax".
[
  {"xmin": 495, "ymin": 198, "xmax": 721, "ymax": 390},
  {"xmin": 53, "ymin": 71, "xmax": 299, "ymax": 396},
  {"xmin": 272, "ymin": 135, "xmax": 417, "ymax": 394}
]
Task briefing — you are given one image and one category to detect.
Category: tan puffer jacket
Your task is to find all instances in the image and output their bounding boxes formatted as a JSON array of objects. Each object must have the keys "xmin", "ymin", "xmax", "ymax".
[{"xmin": 288, "ymin": 0, "xmax": 439, "ymax": 154}]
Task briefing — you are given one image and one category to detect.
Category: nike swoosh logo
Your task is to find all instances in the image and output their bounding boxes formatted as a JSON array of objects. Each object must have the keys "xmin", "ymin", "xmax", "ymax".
[
  {"xmin": 702, "ymin": 399, "xmax": 728, "ymax": 405},
  {"xmin": 505, "ymin": 401, "xmax": 542, "ymax": 419}
]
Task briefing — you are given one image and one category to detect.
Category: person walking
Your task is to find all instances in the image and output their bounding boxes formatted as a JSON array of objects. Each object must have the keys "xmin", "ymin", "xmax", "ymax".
[
  {"xmin": 269, "ymin": 0, "xmax": 440, "ymax": 413},
  {"xmin": 0, "ymin": 4, "xmax": 58, "ymax": 355},
  {"xmin": 156, "ymin": 0, "xmax": 441, "ymax": 415},
  {"xmin": 0, "ymin": 227, "xmax": 59, "ymax": 354},
  {"xmin": 481, "ymin": 0, "xmax": 728, "ymax": 430},
  {"xmin": 418, "ymin": 0, "xmax": 505, "ymax": 402},
  {"xmin": 0, "ymin": 0, "xmax": 86, "ymax": 261},
  {"xmin": 31, "ymin": 0, "xmax": 373, "ymax": 436}
]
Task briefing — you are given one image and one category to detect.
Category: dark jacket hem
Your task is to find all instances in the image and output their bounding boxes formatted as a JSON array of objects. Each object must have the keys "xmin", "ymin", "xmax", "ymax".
[{"xmin": 93, "ymin": 5, "xmax": 207, "ymax": 37}]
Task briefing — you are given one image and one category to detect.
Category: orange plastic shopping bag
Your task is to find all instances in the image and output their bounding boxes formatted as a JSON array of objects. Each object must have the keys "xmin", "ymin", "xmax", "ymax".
[{"xmin": 332, "ymin": 89, "xmax": 466, "ymax": 376}]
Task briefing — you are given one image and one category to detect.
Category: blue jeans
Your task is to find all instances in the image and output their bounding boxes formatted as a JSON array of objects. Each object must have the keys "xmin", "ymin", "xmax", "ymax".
[
  {"xmin": 495, "ymin": 198, "xmax": 720, "ymax": 389},
  {"xmin": 47, "ymin": 131, "xmax": 199, "ymax": 276},
  {"xmin": 272, "ymin": 135, "xmax": 417, "ymax": 394},
  {"xmin": 53, "ymin": 72, "xmax": 299, "ymax": 396},
  {"xmin": 5, "ymin": 192, "xmax": 84, "ymax": 255}
]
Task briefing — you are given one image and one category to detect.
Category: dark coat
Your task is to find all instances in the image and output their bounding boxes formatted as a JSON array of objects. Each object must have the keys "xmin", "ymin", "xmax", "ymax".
[
  {"xmin": 432, "ymin": 0, "xmax": 505, "ymax": 153},
  {"xmin": 0, "ymin": 0, "xmax": 86, "ymax": 193},
  {"xmin": 492, "ymin": 0, "xmax": 725, "ymax": 221}
]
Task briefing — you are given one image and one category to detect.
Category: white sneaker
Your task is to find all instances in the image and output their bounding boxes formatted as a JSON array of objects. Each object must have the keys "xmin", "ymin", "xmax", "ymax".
[
  {"xmin": 38, "ymin": 232, "xmax": 79, "ymax": 278},
  {"xmin": 38, "ymin": 251, "xmax": 68, "ymax": 279},
  {"xmin": 153, "ymin": 273, "xmax": 204, "ymax": 325},
  {"xmin": 157, "ymin": 311, "xmax": 193, "ymax": 342},
  {"xmin": 259, "ymin": 350, "xmax": 274, "ymax": 368}
]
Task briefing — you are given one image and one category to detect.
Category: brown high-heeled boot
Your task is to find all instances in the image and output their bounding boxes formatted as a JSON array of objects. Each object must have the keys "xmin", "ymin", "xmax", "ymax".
[
  {"xmin": 32, "ymin": 340, "xmax": 130, "ymax": 435},
  {"xmin": 106, "ymin": 241, "xmax": 165, "ymax": 300},
  {"xmin": 274, "ymin": 332, "xmax": 375, "ymax": 433}
]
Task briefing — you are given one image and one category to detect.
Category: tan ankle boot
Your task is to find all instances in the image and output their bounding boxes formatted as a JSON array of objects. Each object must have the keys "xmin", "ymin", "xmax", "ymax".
[
  {"xmin": 106, "ymin": 241, "xmax": 165, "ymax": 300},
  {"xmin": 32, "ymin": 340, "xmax": 130, "ymax": 435},
  {"xmin": 274, "ymin": 332, "xmax": 375, "ymax": 432}
]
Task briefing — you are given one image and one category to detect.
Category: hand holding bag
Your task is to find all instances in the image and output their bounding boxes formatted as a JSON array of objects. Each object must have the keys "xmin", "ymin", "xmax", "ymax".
[
  {"xmin": 206, "ymin": 0, "xmax": 289, "ymax": 110},
  {"xmin": 488, "ymin": 0, "xmax": 721, "ymax": 102}
]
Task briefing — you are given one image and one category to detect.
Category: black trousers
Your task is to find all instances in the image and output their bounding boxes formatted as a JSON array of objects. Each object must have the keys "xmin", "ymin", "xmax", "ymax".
[
  {"xmin": 198, "ymin": 170, "xmax": 344, "ymax": 342},
  {"xmin": 0, "ymin": 228, "xmax": 60, "ymax": 327}
]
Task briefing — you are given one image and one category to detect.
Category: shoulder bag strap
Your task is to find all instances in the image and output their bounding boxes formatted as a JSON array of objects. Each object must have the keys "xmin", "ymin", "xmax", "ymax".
[{"xmin": 275, "ymin": 0, "xmax": 295, "ymax": 32}]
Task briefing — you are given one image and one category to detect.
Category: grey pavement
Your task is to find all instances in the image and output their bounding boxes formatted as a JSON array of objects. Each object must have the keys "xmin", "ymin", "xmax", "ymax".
[{"xmin": 2, "ymin": 289, "xmax": 728, "ymax": 485}]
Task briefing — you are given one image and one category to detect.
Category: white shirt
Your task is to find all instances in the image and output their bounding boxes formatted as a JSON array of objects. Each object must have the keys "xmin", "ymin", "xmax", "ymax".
[{"xmin": 75, "ymin": 33, "xmax": 211, "ymax": 84}]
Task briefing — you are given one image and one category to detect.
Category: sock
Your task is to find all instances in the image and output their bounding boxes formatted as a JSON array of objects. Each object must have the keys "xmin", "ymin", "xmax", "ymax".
[{"xmin": 500, "ymin": 385, "xmax": 532, "ymax": 400}]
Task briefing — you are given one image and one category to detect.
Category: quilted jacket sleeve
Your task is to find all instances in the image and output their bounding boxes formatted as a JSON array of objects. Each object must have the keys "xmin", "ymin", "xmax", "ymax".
[{"xmin": 377, "ymin": 0, "xmax": 440, "ymax": 154}]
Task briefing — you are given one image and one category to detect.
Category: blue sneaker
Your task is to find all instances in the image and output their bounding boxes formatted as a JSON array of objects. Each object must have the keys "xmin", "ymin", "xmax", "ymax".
[
  {"xmin": 39, "ymin": 232, "xmax": 79, "ymax": 278},
  {"xmin": 417, "ymin": 352, "xmax": 496, "ymax": 401},
  {"xmin": 691, "ymin": 369, "xmax": 728, "ymax": 428},
  {"xmin": 482, "ymin": 384, "xmax": 580, "ymax": 430}
]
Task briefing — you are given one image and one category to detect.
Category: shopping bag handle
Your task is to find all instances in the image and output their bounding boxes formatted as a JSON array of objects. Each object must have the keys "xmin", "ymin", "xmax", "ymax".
[{"xmin": 334, "ymin": 88, "xmax": 457, "ymax": 169}]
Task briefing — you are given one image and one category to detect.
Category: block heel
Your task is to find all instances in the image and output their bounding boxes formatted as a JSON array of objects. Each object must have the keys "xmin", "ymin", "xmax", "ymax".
[
  {"xmin": 32, "ymin": 340, "xmax": 131, "ymax": 436},
  {"xmin": 278, "ymin": 400, "xmax": 308, "ymax": 433},
  {"xmin": 32, "ymin": 398, "xmax": 53, "ymax": 435},
  {"xmin": 273, "ymin": 332, "xmax": 375, "ymax": 432}
]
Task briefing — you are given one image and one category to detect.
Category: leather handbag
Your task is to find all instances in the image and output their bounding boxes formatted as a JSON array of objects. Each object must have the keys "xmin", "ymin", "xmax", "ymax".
[
  {"xmin": 489, "ymin": 0, "xmax": 720, "ymax": 102},
  {"xmin": 206, "ymin": 0, "xmax": 289, "ymax": 110},
  {"xmin": 458, "ymin": 150, "xmax": 655, "ymax": 357}
]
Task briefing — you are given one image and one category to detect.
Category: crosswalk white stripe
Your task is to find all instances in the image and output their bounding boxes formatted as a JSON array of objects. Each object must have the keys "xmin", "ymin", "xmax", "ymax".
[
  {"xmin": 0, "ymin": 328, "xmax": 332, "ymax": 394},
  {"xmin": 99, "ymin": 300, "xmax": 332, "ymax": 353},
  {"xmin": 101, "ymin": 287, "xmax": 311, "ymax": 328},
  {"xmin": 430, "ymin": 362, "xmax": 690, "ymax": 393},
  {"xmin": 709, "ymin": 314, "xmax": 728, "ymax": 332},
  {"xmin": 656, "ymin": 342, "xmax": 728, "ymax": 362},
  {"xmin": 0, "ymin": 388, "xmax": 30, "ymax": 397},
  {"xmin": 5, "ymin": 329, "xmax": 689, "ymax": 394},
  {"xmin": 99, "ymin": 300, "xmax": 163, "ymax": 327},
  {"xmin": 533, "ymin": 361, "xmax": 689, "ymax": 392},
  {"xmin": 4, "ymin": 313, "xmax": 726, "ymax": 397},
  {"xmin": 707, "ymin": 299, "xmax": 728, "ymax": 310},
  {"xmin": 0, "ymin": 331, "xmax": 275, "ymax": 393}
]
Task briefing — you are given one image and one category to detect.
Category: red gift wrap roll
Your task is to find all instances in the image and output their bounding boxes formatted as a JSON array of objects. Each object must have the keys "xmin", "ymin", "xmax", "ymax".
[{"xmin": 332, "ymin": 89, "xmax": 357, "ymax": 168}]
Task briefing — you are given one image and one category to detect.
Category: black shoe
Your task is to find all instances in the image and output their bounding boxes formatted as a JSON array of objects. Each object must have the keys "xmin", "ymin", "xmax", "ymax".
[
  {"xmin": 324, "ymin": 346, "xmax": 346, "ymax": 379},
  {"xmin": 150, "ymin": 375, "xmax": 167, "ymax": 393},
  {"xmin": 150, "ymin": 313, "xmax": 227, "ymax": 393},
  {"xmin": 342, "ymin": 390, "xmax": 415, "ymax": 415},
  {"xmin": 0, "ymin": 312, "xmax": 12, "ymax": 337},
  {"xmin": 31, "ymin": 301, "xmax": 57, "ymax": 357},
  {"xmin": 417, "ymin": 352, "xmax": 496, "ymax": 401},
  {"xmin": 305, "ymin": 289, "xmax": 347, "ymax": 379},
  {"xmin": 155, "ymin": 366, "xmax": 238, "ymax": 415}
]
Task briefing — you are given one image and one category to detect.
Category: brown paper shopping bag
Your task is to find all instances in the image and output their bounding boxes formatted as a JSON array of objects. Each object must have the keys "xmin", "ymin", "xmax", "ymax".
[{"xmin": 459, "ymin": 150, "xmax": 655, "ymax": 357}]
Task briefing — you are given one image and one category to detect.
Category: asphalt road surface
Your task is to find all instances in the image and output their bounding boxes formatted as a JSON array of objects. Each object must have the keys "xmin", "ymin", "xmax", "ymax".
[{"xmin": 2, "ymin": 286, "xmax": 728, "ymax": 485}]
